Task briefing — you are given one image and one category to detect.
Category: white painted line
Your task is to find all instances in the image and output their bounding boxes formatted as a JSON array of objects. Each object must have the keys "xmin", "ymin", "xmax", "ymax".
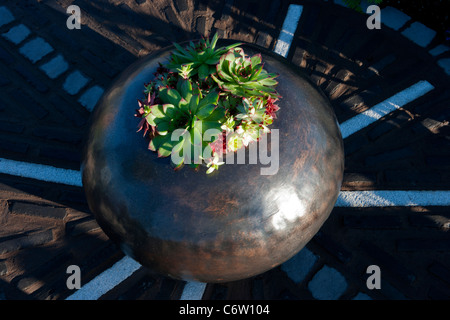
[
  {"xmin": 0, "ymin": 158, "xmax": 82, "ymax": 187},
  {"xmin": 273, "ymin": 4, "xmax": 303, "ymax": 57},
  {"xmin": 339, "ymin": 80, "xmax": 434, "ymax": 139},
  {"xmin": 336, "ymin": 190, "xmax": 450, "ymax": 207},
  {"xmin": 180, "ymin": 281, "xmax": 207, "ymax": 300},
  {"xmin": 65, "ymin": 255, "xmax": 142, "ymax": 300}
]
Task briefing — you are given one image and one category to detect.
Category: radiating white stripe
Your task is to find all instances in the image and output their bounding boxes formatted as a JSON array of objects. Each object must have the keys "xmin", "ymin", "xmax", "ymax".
[
  {"xmin": 65, "ymin": 256, "xmax": 141, "ymax": 300},
  {"xmin": 0, "ymin": 158, "xmax": 82, "ymax": 187},
  {"xmin": 339, "ymin": 80, "xmax": 434, "ymax": 139},
  {"xmin": 180, "ymin": 281, "xmax": 207, "ymax": 300},
  {"xmin": 273, "ymin": 4, "xmax": 303, "ymax": 57},
  {"xmin": 336, "ymin": 190, "xmax": 450, "ymax": 207}
]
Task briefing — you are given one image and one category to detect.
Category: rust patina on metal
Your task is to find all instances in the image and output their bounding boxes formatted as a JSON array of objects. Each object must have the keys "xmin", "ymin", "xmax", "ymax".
[{"xmin": 81, "ymin": 41, "xmax": 344, "ymax": 283}]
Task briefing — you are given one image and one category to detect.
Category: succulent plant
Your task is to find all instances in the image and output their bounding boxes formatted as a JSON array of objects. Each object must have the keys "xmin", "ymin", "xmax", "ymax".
[
  {"xmin": 265, "ymin": 96, "xmax": 280, "ymax": 119},
  {"xmin": 135, "ymin": 91, "xmax": 157, "ymax": 139},
  {"xmin": 231, "ymin": 97, "xmax": 272, "ymax": 149},
  {"xmin": 135, "ymin": 33, "xmax": 281, "ymax": 174},
  {"xmin": 143, "ymin": 63, "xmax": 177, "ymax": 96},
  {"xmin": 141, "ymin": 77, "xmax": 226, "ymax": 169},
  {"xmin": 211, "ymin": 48, "xmax": 280, "ymax": 99},
  {"xmin": 166, "ymin": 33, "xmax": 241, "ymax": 80}
]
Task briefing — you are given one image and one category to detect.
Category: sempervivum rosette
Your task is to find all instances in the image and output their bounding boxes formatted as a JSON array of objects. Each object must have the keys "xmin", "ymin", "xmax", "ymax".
[{"xmin": 211, "ymin": 47, "xmax": 279, "ymax": 99}]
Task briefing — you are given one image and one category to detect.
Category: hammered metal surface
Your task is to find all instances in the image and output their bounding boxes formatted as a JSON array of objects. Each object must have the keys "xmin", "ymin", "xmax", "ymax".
[{"xmin": 81, "ymin": 41, "xmax": 344, "ymax": 283}]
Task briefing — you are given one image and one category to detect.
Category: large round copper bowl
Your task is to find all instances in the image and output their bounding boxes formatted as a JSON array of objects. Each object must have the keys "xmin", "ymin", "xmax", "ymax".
[{"xmin": 81, "ymin": 40, "xmax": 344, "ymax": 283}]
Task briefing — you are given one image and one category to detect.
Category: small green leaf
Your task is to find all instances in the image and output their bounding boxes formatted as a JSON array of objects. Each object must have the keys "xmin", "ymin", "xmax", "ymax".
[
  {"xmin": 173, "ymin": 42, "xmax": 187, "ymax": 53},
  {"xmin": 197, "ymin": 51, "xmax": 208, "ymax": 62},
  {"xmin": 158, "ymin": 140, "xmax": 176, "ymax": 157},
  {"xmin": 149, "ymin": 134, "xmax": 171, "ymax": 152},
  {"xmin": 145, "ymin": 113, "xmax": 156, "ymax": 126},
  {"xmin": 198, "ymin": 90, "xmax": 219, "ymax": 110},
  {"xmin": 151, "ymin": 105, "xmax": 167, "ymax": 118},
  {"xmin": 251, "ymin": 109, "xmax": 266, "ymax": 123},
  {"xmin": 200, "ymin": 121, "xmax": 223, "ymax": 136},
  {"xmin": 159, "ymin": 87, "xmax": 182, "ymax": 106},
  {"xmin": 242, "ymin": 57, "xmax": 252, "ymax": 68},
  {"xmin": 245, "ymin": 83, "xmax": 277, "ymax": 94},
  {"xmin": 211, "ymin": 74, "xmax": 226, "ymax": 87},
  {"xmin": 148, "ymin": 140, "xmax": 156, "ymax": 151},
  {"xmin": 250, "ymin": 54, "xmax": 262, "ymax": 67},
  {"xmin": 203, "ymin": 107, "xmax": 225, "ymax": 122},
  {"xmin": 216, "ymin": 68, "xmax": 234, "ymax": 82},
  {"xmin": 249, "ymin": 64, "xmax": 264, "ymax": 80},
  {"xmin": 163, "ymin": 104, "xmax": 177, "ymax": 118},
  {"xmin": 171, "ymin": 49, "xmax": 193, "ymax": 61},
  {"xmin": 190, "ymin": 125, "xmax": 202, "ymax": 145},
  {"xmin": 204, "ymin": 56, "xmax": 219, "ymax": 65},
  {"xmin": 210, "ymin": 32, "xmax": 219, "ymax": 49},
  {"xmin": 258, "ymin": 78, "xmax": 278, "ymax": 86},
  {"xmin": 156, "ymin": 120, "xmax": 170, "ymax": 135},
  {"xmin": 196, "ymin": 104, "xmax": 216, "ymax": 120},
  {"xmin": 224, "ymin": 50, "xmax": 238, "ymax": 62},
  {"xmin": 177, "ymin": 78, "xmax": 192, "ymax": 100},
  {"xmin": 178, "ymin": 98, "xmax": 190, "ymax": 113},
  {"xmin": 189, "ymin": 94, "xmax": 200, "ymax": 113},
  {"xmin": 223, "ymin": 42, "xmax": 243, "ymax": 51},
  {"xmin": 198, "ymin": 63, "xmax": 209, "ymax": 80},
  {"xmin": 154, "ymin": 116, "xmax": 169, "ymax": 126},
  {"xmin": 255, "ymin": 71, "xmax": 278, "ymax": 81},
  {"xmin": 225, "ymin": 84, "xmax": 245, "ymax": 96}
]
